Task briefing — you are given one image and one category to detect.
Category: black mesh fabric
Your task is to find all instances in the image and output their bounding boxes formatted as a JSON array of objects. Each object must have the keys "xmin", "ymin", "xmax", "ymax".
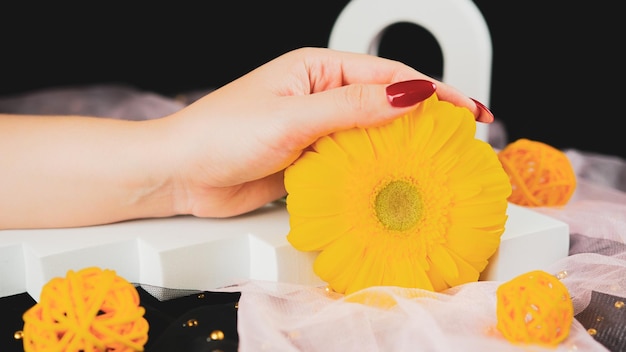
[{"xmin": 1, "ymin": 287, "xmax": 240, "ymax": 352}]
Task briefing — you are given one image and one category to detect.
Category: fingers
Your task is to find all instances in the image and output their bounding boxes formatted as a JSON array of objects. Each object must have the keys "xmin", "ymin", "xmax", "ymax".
[
  {"xmin": 425, "ymin": 86, "xmax": 494, "ymax": 124},
  {"xmin": 470, "ymin": 98, "xmax": 494, "ymax": 123},
  {"xmin": 213, "ymin": 172, "xmax": 287, "ymax": 218},
  {"xmin": 386, "ymin": 80, "xmax": 437, "ymax": 108},
  {"xmin": 277, "ymin": 81, "xmax": 494, "ymax": 153},
  {"xmin": 270, "ymin": 48, "xmax": 494, "ymax": 124},
  {"xmin": 277, "ymin": 79, "xmax": 436, "ymax": 150},
  {"xmin": 287, "ymin": 47, "xmax": 431, "ymax": 90}
]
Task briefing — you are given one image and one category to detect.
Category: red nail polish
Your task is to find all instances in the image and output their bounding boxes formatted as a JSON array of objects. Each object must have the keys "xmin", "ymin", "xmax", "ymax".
[
  {"xmin": 470, "ymin": 98, "xmax": 494, "ymax": 123},
  {"xmin": 386, "ymin": 80, "xmax": 436, "ymax": 108}
]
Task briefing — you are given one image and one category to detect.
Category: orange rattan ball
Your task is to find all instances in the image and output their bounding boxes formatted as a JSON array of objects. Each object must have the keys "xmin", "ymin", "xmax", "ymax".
[
  {"xmin": 22, "ymin": 267, "xmax": 149, "ymax": 352},
  {"xmin": 496, "ymin": 270, "xmax": 573, "ymax": 347},
  {"xmin": 498, "ymin": 138, "xmax": 576, "ymax": 206}
]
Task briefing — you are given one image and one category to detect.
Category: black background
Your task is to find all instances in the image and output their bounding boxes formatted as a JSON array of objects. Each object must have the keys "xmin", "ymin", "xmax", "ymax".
[{"xmin": 1, "ymin": 2, "xmax": 624, "ymax": 159}]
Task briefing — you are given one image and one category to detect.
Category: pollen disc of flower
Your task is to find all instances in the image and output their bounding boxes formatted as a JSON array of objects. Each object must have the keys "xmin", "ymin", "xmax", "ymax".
[{"xmin": 374, "ymin": 179, "xmax": 422, "ymax": 231}]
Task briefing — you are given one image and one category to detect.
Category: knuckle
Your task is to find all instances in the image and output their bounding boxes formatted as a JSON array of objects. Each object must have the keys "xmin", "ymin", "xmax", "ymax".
[{"xmin": 341, "ymin": 84, "xmax": 367, "ymax": 113}]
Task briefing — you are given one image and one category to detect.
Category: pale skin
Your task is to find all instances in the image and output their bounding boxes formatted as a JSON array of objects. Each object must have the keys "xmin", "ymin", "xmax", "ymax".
[{"xmin": 0, "ymin": 47, "xmax": 493, "ymax": 230}]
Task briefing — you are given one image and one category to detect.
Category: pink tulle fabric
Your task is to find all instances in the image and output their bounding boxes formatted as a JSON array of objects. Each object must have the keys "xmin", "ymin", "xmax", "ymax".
[{"xmin": 219, "ymin": 149, "xmax": 625, "ymax": 352}]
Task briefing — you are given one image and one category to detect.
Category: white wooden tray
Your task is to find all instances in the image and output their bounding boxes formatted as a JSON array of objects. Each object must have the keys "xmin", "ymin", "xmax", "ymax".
[{"xmin": 0, "ymin": 202, "xmax": 568, "ymax": 300}]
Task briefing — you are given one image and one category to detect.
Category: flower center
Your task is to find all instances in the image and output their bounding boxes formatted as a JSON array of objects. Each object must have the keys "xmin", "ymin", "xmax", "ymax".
[{"xmin": 374, "ymin": 180, "xmax": 423, "ymax": 231}]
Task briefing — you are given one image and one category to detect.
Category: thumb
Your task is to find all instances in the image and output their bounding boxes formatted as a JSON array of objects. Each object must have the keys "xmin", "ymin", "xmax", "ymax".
[{"xmin": 281, "ymin": 79, "xmax": 436, "ymax": 144}]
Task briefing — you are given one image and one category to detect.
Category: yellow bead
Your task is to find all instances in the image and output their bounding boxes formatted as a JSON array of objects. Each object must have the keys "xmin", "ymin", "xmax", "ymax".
[
  {"xmin": 184, "ymin": 319, "xmax": 199, "ymax": 327},
  {"xmin": 209, "ymin": 330, "xmax": 225, "ymax": 341}
]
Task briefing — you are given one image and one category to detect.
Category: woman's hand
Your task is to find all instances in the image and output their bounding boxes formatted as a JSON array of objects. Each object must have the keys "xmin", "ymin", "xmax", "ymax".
[{"xmin": 163, "ymin": 47, "xmax": 493, "ymax": 219}]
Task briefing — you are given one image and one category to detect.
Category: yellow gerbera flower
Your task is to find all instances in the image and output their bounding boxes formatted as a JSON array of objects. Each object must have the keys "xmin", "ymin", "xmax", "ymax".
[{"xmin": 285, "ymin": 93, "xmax": 512, "ymax": 295}]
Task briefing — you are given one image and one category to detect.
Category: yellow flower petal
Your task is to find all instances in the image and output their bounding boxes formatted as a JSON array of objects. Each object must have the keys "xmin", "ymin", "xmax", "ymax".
[
  {"xmin": 450, "ymin": 253, "xmax": 482, "ymax": 284},
  {"xmin": 287, "ymin": 214, "xmax": 353, "ymax": 251},
  {"xmin": 329, "ymin": 128, "xmax": 376, "ymax": 162},
  {"xmin": 314, "ymin": 232, "xmax": 365, "ymax": 293},
  {"xmin": 383, "ymin": 253, "xmax": 434, "ymax": 291},
  {"xmin": 446, "ymin": 224, "xmax": 502, "ymax": 264},
  {"xmin": 428, "ymin": 244, "xmax": 459, "ymax": 281},
  {"xmin": 344, "ymin": 250, "xmax": 387, "ymax": 294}
]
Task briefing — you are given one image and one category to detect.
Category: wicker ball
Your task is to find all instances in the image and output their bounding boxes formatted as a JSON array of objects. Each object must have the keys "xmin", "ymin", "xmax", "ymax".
[
  {"xmin": 22, "ymin": 267, "xmax": 148, "ymax": 352},
  {"xmin": 497, "ymin": 138, "xmax": 576, "ymax": 206},
  {"xmin": 496, "ymin": 270, "xmax": 573, "ymax": 347}
]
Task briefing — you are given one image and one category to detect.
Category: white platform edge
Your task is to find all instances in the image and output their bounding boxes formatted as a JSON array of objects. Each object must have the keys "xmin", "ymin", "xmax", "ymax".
[{"xmin": 0, "ymin": 202, "xmax": 568, "ymax": 300}]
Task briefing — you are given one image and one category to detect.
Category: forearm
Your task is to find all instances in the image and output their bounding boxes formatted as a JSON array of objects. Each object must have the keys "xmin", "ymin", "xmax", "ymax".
[{"xmin": 0, "ymin": 114, "xmax": 179, "ymax": 229}]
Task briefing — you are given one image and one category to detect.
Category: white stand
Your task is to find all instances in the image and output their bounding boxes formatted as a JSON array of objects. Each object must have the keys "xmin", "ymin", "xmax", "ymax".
[{"xmin": 1, "ymin": 202, "xmax": 568, "ymax": 300}]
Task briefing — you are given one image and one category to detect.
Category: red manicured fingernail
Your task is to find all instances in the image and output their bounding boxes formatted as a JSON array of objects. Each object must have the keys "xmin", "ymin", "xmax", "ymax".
[
  {"xmin": 386, "ymin": 79, "xmax": 436, "ymax": 108},
  {"xmin": 470, "ymin": 98, "xmax": 494, "ymax": 123}
]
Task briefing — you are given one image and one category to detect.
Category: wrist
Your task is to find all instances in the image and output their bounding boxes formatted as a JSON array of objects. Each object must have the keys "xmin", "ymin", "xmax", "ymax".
[{"xmin": 127, "ymin": 118, "xmax": 183, "ymax": 220}]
